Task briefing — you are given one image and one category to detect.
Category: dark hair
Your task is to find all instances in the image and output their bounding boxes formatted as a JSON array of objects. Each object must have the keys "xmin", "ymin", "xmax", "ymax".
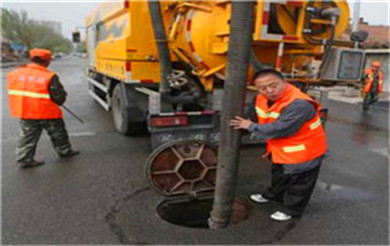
[
  {"xmin": 253, "ymin": 68, "xmax": 285, "ymax": 81},
  {"xmin": 31, "ymin": 56, "xmax": 50, "ymax": 66}
]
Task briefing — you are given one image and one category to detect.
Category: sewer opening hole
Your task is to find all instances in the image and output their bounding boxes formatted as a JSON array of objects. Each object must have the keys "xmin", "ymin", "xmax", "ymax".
[{"xmin": 156, "ymin": 197, "xmax": 249, "ymax": 229}]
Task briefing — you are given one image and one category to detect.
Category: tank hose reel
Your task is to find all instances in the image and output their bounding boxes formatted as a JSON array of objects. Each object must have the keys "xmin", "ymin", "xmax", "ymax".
[
  {"xmin": 167, "ymin": 69, "xmax": 189, "ymax": 89},
  {"xmin": 302, "ymin": 1, "xmax": 339, "ymax": 44},
  {"xmin": 164, "ymin": 70, "xmax": 203, "ymax": 105}
]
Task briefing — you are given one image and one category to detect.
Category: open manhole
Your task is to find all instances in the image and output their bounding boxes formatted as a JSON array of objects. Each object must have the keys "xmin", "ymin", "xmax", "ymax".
[
  {"xmin": 156, "ymin": 196, "xmax": 250, "ymax": 229},
  {"xmin": 146, "ymin": 140, "xmax": 250, "ymax": 229}
]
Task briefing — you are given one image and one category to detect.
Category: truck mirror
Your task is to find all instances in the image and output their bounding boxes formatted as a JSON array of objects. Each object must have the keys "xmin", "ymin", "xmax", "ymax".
[{"xmin": 72, "ymin": 31, "xmax": 81, "ymax": 43}]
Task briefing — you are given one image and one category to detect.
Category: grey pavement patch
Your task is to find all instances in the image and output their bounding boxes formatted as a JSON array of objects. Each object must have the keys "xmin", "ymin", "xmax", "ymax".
[
  {"xmin": 1, "ymin": 62, "xmax": 26, "ymax": 68},
  {"xmin": 328, "ymin": 96, "xmax": 363, "ymax": 104},
  {"xmin": 317, "ymin": 180, "xmax": 343, "ymax": 191},
  {"xmin": 259, "ymin": 220, "xmax": 299, "ymax": 244},
  {"xmin": 68, "ymin": 132, "xmax": 96, "ymax": 137},
  {"xmin": 328, "ymin": 115, "xmax": 388, "ymax": 133},
  {"xmin": 327, "ymin": 90, "xmax": 363, "ymax": 104},
  {"xmin": 317, "ymin": 180, "xmax": 372, "ymax": 201},
  {"xmin": 368, "ymin": 147, "xmax": 389, "ymax": 157},
  {"xmin": 2, "ymin": 136, "xmax": 18, "ymax": 143},
  {"xmin": 326, "ymin": 86, "xmax": 390, "ymax": 105}
]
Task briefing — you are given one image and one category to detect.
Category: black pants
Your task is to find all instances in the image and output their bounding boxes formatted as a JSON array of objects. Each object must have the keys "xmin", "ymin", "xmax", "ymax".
[
  {"xmin": 362, "ymin": 92, "xmax": 380, "ymax": 111},
  {"xmin": 262, "ymin": 164, "xmax": 321, "ymax": 217},
  {"xmin": 16, "ymin": 119, "xmax": 72, "ymax": 162}
]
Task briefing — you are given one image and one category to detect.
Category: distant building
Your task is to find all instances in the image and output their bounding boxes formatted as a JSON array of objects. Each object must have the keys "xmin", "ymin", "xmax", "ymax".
[
  {"xmin": 343, "ymin": 17, "xmax": 389, "ymax": 49},
  {"xmin": 38, "ymin": 20, "xmax": 62, "ymax": 35}
]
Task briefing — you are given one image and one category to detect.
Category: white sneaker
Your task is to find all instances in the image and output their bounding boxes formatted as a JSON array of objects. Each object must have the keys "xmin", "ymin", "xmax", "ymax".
[
  {"xmin": 250, "ymin": 194, "xmax": 269, "ymax": 203},
  {"xmin": 270, "ymin": 211, "xmax": 292, "ymax": 221}
]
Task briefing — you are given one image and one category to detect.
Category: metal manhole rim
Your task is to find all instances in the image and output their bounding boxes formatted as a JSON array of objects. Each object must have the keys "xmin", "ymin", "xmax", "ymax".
[{"xmin": 144, "ymin": 139, "xmax": 218, "ymax": 197}]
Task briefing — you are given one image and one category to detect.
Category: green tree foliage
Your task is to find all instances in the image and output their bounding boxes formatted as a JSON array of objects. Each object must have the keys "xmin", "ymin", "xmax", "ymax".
[{"xmin": 2, "ymin": 8, "xmax": 73, "ymax": 53}]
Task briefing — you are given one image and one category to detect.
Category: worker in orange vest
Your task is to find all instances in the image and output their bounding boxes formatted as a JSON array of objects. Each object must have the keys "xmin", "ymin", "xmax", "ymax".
[
  {"xmin": 230, "ymin": 68, "xmax": 327, "ymax": 221},
  {"xmin": 362, "ymin": 61, "xmax": 384, "ymax": 111},
  {"xmin": 7, "ymin": 48, "xmax": 79, "ymax": 169}
]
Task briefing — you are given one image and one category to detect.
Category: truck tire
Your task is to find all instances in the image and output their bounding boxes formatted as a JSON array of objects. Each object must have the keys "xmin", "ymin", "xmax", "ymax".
[
  {"xmin": 111, "ymin": 85, "xmax": 146, "ymax": 135},
  {"xmin": 112, "ymin": 85, "xmax": 130, "ymax": 134}
]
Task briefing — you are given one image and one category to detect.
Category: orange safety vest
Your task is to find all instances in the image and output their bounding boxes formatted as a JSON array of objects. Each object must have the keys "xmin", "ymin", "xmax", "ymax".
[
  {"xmin": 364, "ymin": 67, "xmax": 384, "ymax": 94},
  {"xmin": 7, "ymin": 63, "xmax": 63, "ymax": 119},
  {"xmin": 255, "ymin": 84, "xmax": 327, "ymax": 164}
]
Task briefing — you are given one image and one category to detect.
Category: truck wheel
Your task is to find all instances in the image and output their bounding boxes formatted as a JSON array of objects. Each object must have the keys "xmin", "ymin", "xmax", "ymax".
[
  {"xmin": 111, "ymin": 84, "xmax": 148, "ymax": 136},
  {"xmin": 112, "ymin": 85, "xmax": 147, "ymax": 136},
  {"xmin": 112, "ymin": 85, "xmax": 131, "ymax": 134}
]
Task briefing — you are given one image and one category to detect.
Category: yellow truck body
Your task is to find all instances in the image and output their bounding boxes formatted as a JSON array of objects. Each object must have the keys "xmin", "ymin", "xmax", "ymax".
[
  {"xmin": 81, "ymin": 0, "xmax": 365, "ymax": 140},
  {"xmin": 85, "ymin": 0, "xmax": 353, "ymax": 90}
]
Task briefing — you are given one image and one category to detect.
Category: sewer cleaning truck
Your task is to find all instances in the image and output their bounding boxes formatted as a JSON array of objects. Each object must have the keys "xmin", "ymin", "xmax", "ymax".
[{"xmin": 76, "ymin": 0, "xmax": 366, "ymax": 195}]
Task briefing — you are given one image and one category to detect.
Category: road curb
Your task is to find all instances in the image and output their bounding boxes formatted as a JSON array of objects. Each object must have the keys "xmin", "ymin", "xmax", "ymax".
[{"xmin": 1, "ymin": 61, "xmax": 27, "ymax": 68}]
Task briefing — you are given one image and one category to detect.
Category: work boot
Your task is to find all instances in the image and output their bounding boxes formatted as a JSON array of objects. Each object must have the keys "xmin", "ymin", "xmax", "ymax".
[
  {"xmin": 17, "ymin": 159, "xmax": 45, "ymax": 169},
  {"xmin": 59, "ymin": 149, "xmax": 80, "ymax": 158}
]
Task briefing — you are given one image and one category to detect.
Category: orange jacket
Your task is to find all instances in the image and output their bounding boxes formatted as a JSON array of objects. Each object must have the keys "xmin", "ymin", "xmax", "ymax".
[
  {"xmin": 255, "ymin": 84, "xmax": 327, "ymax": 164},
  {"xmin": 364, "ymin": 67, "xmax": 383, "ymax": 94},
  {"xmin": 7, "ymin": 63, "xmax": 63, "ymax": 119}
]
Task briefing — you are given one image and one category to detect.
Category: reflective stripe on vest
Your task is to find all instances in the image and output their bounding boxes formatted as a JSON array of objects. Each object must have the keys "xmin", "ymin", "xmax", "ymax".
[
  {"xmin": 255, "ymin": 106, "xmax": 280, "ymax": 119},
  {"xmin": 309, "ymin": 118, "xmax": 322, "ymax": 130},
  {"xmin": 8, "ymin": 90, "xmax": 50, "ymax": 99},
  {"xmin": 283, "ymin": 144, "xmax": 306, "ymax": 153},
  {"xmin": 255, "ymin": 85, "xmax": 327, "ymax": 163}
]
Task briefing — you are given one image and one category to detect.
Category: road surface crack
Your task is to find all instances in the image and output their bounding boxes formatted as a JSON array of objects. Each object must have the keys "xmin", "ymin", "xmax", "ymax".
[
  {"xmin": 259, "ymin": 220, "xmax": 298, "ymax": 244},
  {"xmin": 105, "ymin": 186, "xmax": 150, "ymax": 244}
]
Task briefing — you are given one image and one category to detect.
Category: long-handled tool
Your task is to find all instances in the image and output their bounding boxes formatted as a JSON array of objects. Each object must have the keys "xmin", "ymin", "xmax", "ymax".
[{"xmin": 61, "ymin": 105, "xmax": 85, "ymax": 124}]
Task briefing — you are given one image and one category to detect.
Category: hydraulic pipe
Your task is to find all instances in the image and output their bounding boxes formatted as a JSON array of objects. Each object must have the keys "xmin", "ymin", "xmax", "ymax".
[
  {"xmin": 148, "ymin": 0, "xmax": 172, "ymax": 94},
  {"xmin": 208, "ymin": 2, "xmax": 255, "ymax": 229}
]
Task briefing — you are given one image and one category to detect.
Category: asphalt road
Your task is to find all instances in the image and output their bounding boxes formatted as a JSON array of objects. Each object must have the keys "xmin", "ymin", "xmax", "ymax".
[{"xmin": 1, "ymin": 56, "xmax": 389, "ymax": 244}]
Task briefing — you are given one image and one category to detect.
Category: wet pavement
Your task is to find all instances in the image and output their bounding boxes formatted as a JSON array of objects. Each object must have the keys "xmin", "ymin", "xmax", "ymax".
[{"xmin": 1, "ymin": 56, "xmax": 389, "ymax": 244}]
